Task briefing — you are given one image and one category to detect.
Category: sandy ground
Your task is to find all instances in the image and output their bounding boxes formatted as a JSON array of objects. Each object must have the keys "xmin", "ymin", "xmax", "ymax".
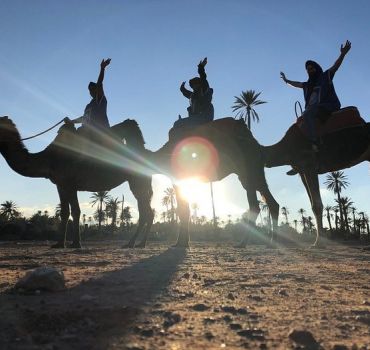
[{"xmin": 0, "ymin": 240, "xmax": 370, "ymax": 350}]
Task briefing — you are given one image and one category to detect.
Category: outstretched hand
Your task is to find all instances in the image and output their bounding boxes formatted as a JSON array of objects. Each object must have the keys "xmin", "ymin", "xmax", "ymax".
[
  {"xmin": 199, "ymin": 57, "xmax": 207, "ymax": 67},
  {"xmin": 341, "ymin": 40, "xmax": 351, "ymax": 55},
  {"xmin": 280, "ymin": 71, "xmax": 287, "ymax": 82},
  {"xmin": 101, "ymin": 58, "xmax": 111, "ymax": 69},
  {"xmin": 180, "ymin": 81, "xmax": 186, "ymax": 89}
]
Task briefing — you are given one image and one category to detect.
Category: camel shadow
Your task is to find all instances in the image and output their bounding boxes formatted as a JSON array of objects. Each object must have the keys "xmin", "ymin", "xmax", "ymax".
[{"xmin": 6, "ymin": 247, "xmax": 187, "ymax": 350}]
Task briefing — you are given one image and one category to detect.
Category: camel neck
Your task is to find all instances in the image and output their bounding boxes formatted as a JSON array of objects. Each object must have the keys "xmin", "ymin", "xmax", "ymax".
[{"xmin": 1, "ymin": 141, "xmax": 50, "ymax": 179}]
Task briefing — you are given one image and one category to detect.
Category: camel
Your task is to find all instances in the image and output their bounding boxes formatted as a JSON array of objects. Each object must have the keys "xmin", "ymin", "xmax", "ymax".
[
  {"xmin": 263, "ymin": 107, "xmax": 370, "ymax": 245},
  {"xmin": 0, "ymin": 116, "xmax": 154, "ymax": 248},
  {"xmin": 116, "ymin": 109, "xmax": 369, "ymax": 248},
  {"xmin": 114, "ymin": 117, "xmax": 280, "ymax": 248}
]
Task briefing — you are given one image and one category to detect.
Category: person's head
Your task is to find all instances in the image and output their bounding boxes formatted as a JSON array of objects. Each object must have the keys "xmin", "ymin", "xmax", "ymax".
[
  {"xmin": 88, "ymin": 82, "xmax": 97, "ymax": 98},
  {"xmin": 189, "ymin": 77, "xmax": 201, "ymax": 91},
  {"xmin": 305, "ymin": 60, "xmax": 323, "ymax": 80}
]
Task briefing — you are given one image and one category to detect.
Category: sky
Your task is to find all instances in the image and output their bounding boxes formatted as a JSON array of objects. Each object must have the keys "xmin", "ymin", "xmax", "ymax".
[{"xmin": 0, "ymin": 0, "xmax": 369, "ymax": 226}]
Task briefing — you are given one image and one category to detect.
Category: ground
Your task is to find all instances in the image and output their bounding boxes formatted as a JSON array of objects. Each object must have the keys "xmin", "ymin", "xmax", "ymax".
[{"xmin": 0, "ymin": 240, "xmax": 370, "ymax": 350}]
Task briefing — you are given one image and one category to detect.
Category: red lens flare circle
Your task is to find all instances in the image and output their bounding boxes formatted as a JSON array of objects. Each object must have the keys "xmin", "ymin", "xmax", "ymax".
[{"xmin": 171, "ymin": 136, "xmax": 219, "ymax": 180}]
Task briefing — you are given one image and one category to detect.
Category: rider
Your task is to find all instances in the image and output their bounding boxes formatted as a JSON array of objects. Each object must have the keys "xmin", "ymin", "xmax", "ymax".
[
  {"xmin": 280, "ymin": 40, "xmax": 351, "ymax": 152},
  {"xmin": 65, "ymin": 58, "xmax": 111, "ymax": 135},
  {"xmin": 177, "ymin": 57, "xmax": 214, "ymax": 126}
]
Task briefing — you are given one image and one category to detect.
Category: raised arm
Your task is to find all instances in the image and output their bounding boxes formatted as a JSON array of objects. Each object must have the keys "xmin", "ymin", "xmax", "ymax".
[
  {"xmin": 280, "ymin": 72, "xmax": 303, "ymax": 88},
  {"xmin": 96, "ymin": 58, "xmax": 111, "ymax": 99},
  {"xmin": 329, "ymin": 40, "xmax": 351, "ymax": 74},
  {"xmin": 180, "ymin": 81, "xmax": 192, "ymax": 99},
  {"xmin": 198, "ymin": 57, "xmax": 210, "ymax": 90}
]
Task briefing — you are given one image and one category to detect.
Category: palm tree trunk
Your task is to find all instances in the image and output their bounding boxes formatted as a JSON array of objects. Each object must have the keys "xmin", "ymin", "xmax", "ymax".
[
  {"xmin": 326, "ymin": 210, "xmax": 333, "ymax": 232},
  {"xmin": 335, "ymin": 183, "xmax": 344, "ymax": 230},
  {"xmin": 98, "ymin": 199, "xmax": 103, "ymax": 231},
  {"xmin": 247, "ymin": 107, "xmax": 251, "ymax": 130}
]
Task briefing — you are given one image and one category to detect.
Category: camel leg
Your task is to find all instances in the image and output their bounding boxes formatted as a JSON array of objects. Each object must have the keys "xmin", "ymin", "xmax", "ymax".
[
  {"xmin": 51, "ymin": 186, "xmax": 70, "ymax": 248},
  {"xmin": 173, "ymin": 184, "xmax": 190, "ymax": 248},
  {"xmin": 259, "ymin": 184, "xmax": 279, "ymax": 242},
  {"xmin": 124, "ymin": 177, "xmax": 154, "ymax": 248},
  {"xmin": 301, "ymin": 171, "xmax": 324, "ymax": 247},
  {"xmin": 237, "ymin": 178, "xmax": 260, "ymax": 248},
  {"xmin": 68, "ymin": 190, "xmax": 82, "ymax": 248},
  {"xmin": 136, "ymin": 206, "xmax": 154, "ymax": 248}
]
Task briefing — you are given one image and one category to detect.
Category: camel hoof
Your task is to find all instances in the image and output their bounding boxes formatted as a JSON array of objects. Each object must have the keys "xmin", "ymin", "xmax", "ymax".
[
  {"xmin": 135, "ymin": 242, "xmax": 147, "ymax": 248},
  {"xmin": 234, "ymin": 241, "xmax": 247, "ymax": 248},
  {"xmin": 68, "ymin": 242, "xmax": 82, "ymax": 249},
  {"xmin": 121, "ymin": 243, "xmax": 135, "ymax": 249},
  {"xmin": 309, "ymin": 243, "xmax": 325, "ymax": 249},
  {"xmin": 51, "ymin": 242, "xmax": 66, "ymax": 249},
  {"xmin": 172, "ymin": 242, "xmax": 190, "ymax": 248}
]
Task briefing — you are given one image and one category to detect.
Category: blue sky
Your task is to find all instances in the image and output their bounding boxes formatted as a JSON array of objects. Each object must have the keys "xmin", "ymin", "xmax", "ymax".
[{"xmin": 0, "ymin": 0, "xmax": 369, "ymax": 224}]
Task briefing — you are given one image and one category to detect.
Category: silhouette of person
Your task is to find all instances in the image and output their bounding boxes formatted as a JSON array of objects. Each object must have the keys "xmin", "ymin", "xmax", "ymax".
[
  {"xmin": 280, "ymin": 40, "xmax": 351, "ymax": 151},
  {"xmin": 65, "ymin": 58, "xmax": 111, "ymax": 134},
  {"xmin": 179, "ymin": 57, "xmax": 214, "ymax": 125}
]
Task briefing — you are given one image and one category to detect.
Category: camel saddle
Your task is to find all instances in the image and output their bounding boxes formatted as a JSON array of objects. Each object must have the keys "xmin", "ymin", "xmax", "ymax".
[
  {"xmin": 168, "ymin": 117, "xmax": 242, "ymax": 142},
  {"xmin": 296, "ymin": 106, "xmax": 366, "ymax": 138}
]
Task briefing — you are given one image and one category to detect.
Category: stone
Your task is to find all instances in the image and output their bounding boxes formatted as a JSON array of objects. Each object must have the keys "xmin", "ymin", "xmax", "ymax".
[
  {"xmin": 15, "ymin": 267, "xmax": 65, "ymax": 292},
  {"xmin": 288, "ymin": 329, "xmax": 318, "ymax": 347},
  {"xmin": 192, "ymin": 303, "xmax": 209, "ymax": 311}
]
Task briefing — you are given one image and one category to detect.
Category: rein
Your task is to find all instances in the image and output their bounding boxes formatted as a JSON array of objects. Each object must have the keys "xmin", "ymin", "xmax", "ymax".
[
  {"xmin": 295, "ymin": 101, "xmax": 303, "ymax": 119},
  {"xmin": 21, "ymin": 119, "xmax": 65, "ymax": 141}
]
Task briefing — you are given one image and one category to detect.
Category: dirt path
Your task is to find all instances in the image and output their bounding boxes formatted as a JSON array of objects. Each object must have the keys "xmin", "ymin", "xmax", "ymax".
[{"xmin": 0, "ymin": 241, "xmax": 370, "ymax": 349}]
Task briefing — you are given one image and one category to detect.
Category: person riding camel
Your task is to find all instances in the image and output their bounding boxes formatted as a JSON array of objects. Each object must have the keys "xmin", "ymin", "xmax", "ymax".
[
  {"xmin": 177, "ymin": 57, "xmax": 214, "ymax": 126},
  {"xmin": 65, "ymin": 58, "xmax": 111, "ymax": 135},
  {"xmin": 280, "ymin": 41, "xmax": 351, "ymax": 152}
]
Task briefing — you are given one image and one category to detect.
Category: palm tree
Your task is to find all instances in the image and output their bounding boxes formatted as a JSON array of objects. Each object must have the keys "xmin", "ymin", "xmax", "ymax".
[
  {"xmin": 90, "ymin": 191, "xmax": 110, "ymax": 230},
  {"xmin": 293, "ymin": 219, "xmax": 298, "ymax": 232},
  {"xmin": 281, "ymin": 206, "xmax": 289, "ymax": 225},
  {"xmin": 121, "ymin": 206, "xmax": 132, "ymax": 230},
  {"xmin": 259, "ymin": 201, "xmax": 271, "ymax": 230},
  {"xmin": 336, "ymin": 196, "xmax": 353, "ymax": 232},
  {"xmin": 0, "ymin": 200, "xmax": 20, "ymax": 220},
  {"xmin": 350, "ymin": 206, "xmax": 357, "ymax": 234},
  {"xmin": 191, "ymin": 202, "xmax": 199, "ymax": 224},
  {"xmin": 161, "ymin": 194, "xmax": 170, "ymax": 222},
  {"xmin": 324, "ymin": 171, "xmax": 349, "ymax": 230},
  {"xmin": 298, "ymin": 208, "xmax": 306, "ymax": 232},
  {"xmin": 164, "ymin": 187, "xmax": 176, "ymax": 223},
  {"xmin": 324, "ymin": 205, "xmax": 333, "ymax": 233},
  {"xmin": 232, "ymin": 90, "xmax": 267, "ymax": 130},
  {"xmin": 106, "ymin": 197, "xmax": 121, "ymax": 228}
]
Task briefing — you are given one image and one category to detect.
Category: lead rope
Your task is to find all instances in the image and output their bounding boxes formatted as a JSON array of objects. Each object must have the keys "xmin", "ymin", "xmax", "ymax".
[
  {"xmin": 21, "ymin": 119, "xmax": 65, "ymax": 141},
  {"xmin": 295, "ymin": 101, "xmax": 303, "ymax": 119}
]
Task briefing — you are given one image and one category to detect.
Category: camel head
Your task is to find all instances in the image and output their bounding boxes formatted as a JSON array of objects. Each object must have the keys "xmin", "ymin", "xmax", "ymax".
[{"xmin": 0, "ymin": 116, "xmax": 22, "ymax": 148}]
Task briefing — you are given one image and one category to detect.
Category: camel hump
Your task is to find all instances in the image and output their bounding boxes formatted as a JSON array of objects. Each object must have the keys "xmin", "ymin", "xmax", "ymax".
[
  {"xmin": 169, "ymin": 117, "xmax": 241, "ymax": 141},
  {"xmin": 296, "ymin": 106, "xmax": 366, "ymax": 138}
]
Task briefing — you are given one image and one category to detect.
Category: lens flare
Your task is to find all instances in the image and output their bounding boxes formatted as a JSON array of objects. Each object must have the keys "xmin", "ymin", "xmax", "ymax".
[{"xmin": 171, "ymin": 136, "xmax": 219, "ymax": 180}]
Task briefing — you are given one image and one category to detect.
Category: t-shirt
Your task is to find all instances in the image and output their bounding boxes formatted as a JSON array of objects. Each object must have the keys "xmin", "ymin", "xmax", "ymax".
[{"xmin": 82, "ymin": 95, "xmax": 109, "ymax": 128}]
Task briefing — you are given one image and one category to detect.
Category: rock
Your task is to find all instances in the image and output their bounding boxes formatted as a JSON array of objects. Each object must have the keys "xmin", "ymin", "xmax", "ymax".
[
  {"xmin": 237, "ymin": 328, "xmax": 265, "ymax": 340},
  {"xmin": 332, "ymin": 345, "xmax": 349, "ymax": 350},
  {"xmin": 192, "ymin": 303, "xmax": 209, "ymax": 311},
  {"xmin": 227, "ymin": 292, "xmax": 235, "ymax": 300},
  {"xmin": 229, "ymin": 323, "xmax": 242, "ymax": 330},
  {"xmin": 204, "ymin": 331, "xmax": 214, "ymax": 340},
  {"xmin": 278, "ymin": 289, "xmax": 288, "ymax": 296},
  {"xmin": 15, "ymin": 267, "xmax": 65, "ymax": 292},
  {"xmin": 140, "ymin": 329, "xmax": 154, "ymax": 337},
  {"xmin": 203, "ymin": 317, "xmax": 216, "ymax": 324},
  {"xmin": 288, "ymin": 329, "xmax": 318, "ymax": 347},
  {"xmin": 163, "ymin": 312, "xmax": 181, "ymax": 328}
]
